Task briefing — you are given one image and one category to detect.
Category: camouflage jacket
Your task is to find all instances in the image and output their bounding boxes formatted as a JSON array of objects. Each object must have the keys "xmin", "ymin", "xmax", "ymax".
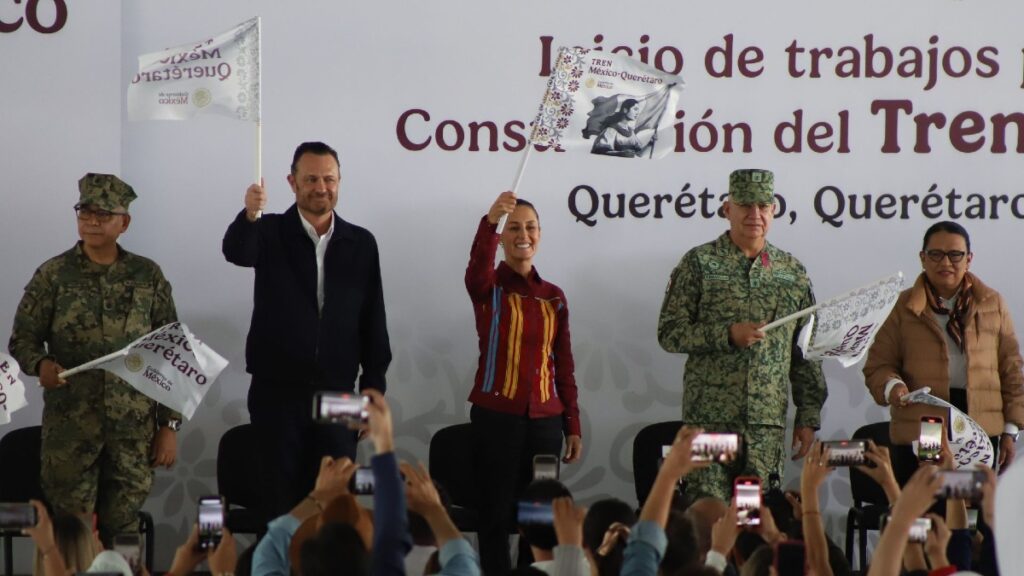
[
  {"xmin": 657, "ymin": 232, "xmax": 827, "ymax": 429},
  {"xmin": 9, "ymin": 243, "xmax": 180, "ymax": 434}
]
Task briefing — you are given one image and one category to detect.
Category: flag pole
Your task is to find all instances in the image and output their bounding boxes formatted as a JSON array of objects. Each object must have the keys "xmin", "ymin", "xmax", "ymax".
[
  {"xmin": 254, "ymin": 16, "xmax": 264, "ymax": 220},
  {"xmin": 59, "ymin": 349, "xmax": 129, "ymax": 380},
  {"xmin": 496, "ymin": 144, "xmax": 534, "ymax": 234},
  {"xmin": 761, "ymin": 304, "xmax": 820, "ymax": 332}
]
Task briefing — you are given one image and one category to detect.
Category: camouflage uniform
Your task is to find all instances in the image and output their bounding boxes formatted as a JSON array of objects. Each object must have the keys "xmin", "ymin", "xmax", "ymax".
[
  {"xmin": 7, "ymin": 174, "xmax": 178, "ymax": 542},
  {"xmin": 657, "ymin": 169, "xmax": 827, "ymax": 501}
]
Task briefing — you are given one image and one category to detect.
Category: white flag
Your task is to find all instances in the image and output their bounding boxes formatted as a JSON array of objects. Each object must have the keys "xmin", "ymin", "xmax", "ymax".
[
  {"xmin": 903, "ymin": 387, "xmax": 995, "ymax": 469},
  {"xmin": 797, "ymin": 272, "xmax": 903, "ymax": 367},
  {"xmin": 128, "ymin": 17, "xmax": 260, "ymax": 122},
  {"xmin": 529, "ymin": 46, "xmax": 684, "ymax": 159},
  {"xmin": 0, "ymin": 353, "xmax": 28, "ymax": 426},
  {"xmin": 92, "ymin": 322, "xmax": 227, "ymax": 420}
]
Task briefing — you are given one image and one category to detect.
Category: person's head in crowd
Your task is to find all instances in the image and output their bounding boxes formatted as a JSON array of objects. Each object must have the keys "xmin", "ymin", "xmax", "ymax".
[
  {"xmin": 683, "ymin": 497, "xmax": 727, "ymax": 561},
  {"xmin": 762, "ymin": 486, "xmax": 796, "ymax": 538},
  {"xmin": 33, "ymin": 510, "xmax": 97, "ymax": 576},
  {"xmin": 660, "ymin": 510, "xmax": 701, "ymax": 576},
  {"xmin": 290, "ymin": 494, "xmax": 374, "ymax": 576},
  {"xmin": 517, "ymin": 479, "xmax": 573, "ymax": 557},
  {"xmin": 737, "ymin": 544, "xmax": 772, "ymax": 576},
  {"xmin": 582, "ymin": 498, "xmax": 637, "ymax": 576},
  {"xmin": 732, "ymin": 531, "xmax": 767, "ymax": 568},
  {"xmin": 299, "ymin": 522, "xmax": 369, "ymax": 576}
]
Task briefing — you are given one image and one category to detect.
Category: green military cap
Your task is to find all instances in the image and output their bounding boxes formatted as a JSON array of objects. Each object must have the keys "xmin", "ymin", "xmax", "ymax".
[
  {"xmin": 77, "ymin": 173, "xmax": 137, "ymax": 211},
  {"xmin": 728, "ymin": 169, "xmax": 774, "ymax": 205}
]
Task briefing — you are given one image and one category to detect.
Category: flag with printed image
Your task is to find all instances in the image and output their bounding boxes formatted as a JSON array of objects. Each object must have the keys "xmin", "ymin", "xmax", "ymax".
[
  {"xmin": 796, "ymin": 272, "xmax": 903, "ymax": 367},
  {"xmin": 61, "ymin": 322, "xmax": 228, "ymax": 420},
  {"xmin": 528, "ymin": 46, "xmax": 683, "ymax": 159},
  {"xmin": 903, "ymin": 388, "xmax": 994, "ymax": 469},
  {"xmin": 128, "ymin": 17, "xmax": 260, "ymax": 122},
  {"xmin": 0, "ymin": 353, "xmax": 28, "ymax": 426}
]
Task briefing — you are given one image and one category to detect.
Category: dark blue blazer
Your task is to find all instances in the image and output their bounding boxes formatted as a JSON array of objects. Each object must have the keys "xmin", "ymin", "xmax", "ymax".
[{"xmin": 222, "ymin": 205, "xmax": 391, "ymax": 392}]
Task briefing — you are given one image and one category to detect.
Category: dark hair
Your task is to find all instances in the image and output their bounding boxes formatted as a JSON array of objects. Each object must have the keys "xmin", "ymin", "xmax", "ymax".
[
  {"xmin": 922, "ymin": 220, "xmax": 971, "ymax": 253},
  {"xmin": 513, "ymin": 198, "xmax": 540, "ymax": 225},
  {"xmin": 408, "ymin": 480, "xmax": 451, "ymax": 546},
  {"xmin": 299, "ymin": 522, "xmax": 368, "ymax": 576},
  {"xmin": 583, "ymin": 499, "xmax": 637, "ymax": 576},
  {"xmin": 291, "ymin": 141, "xmax": 340, "ymax": 174},
  {"xmin": 518, "ymin": 479, "xmax": 572, "ymax": 551},
  {"xmin": 235, "ymin": 542, "xmax": 256, "ymax": 576},
  {"xmin": 621, "ymin": 98, "xmax": 640, "ymax": 112},
  {"xmin": 661, "ymin": 510, "xmax": 701, "ymax": 576}
]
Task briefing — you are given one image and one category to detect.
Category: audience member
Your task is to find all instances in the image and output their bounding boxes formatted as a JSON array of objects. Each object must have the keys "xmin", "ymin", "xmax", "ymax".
[
  {"xmin": 23, "ymin": 500, "xmax": 98, "ymax": 576},
  {"xmin": 582, "ymin": 499, "xmax": 637, "ymax": 576}
]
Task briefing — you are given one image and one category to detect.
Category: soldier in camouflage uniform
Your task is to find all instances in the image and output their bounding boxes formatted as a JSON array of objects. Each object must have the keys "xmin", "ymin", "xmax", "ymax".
[
  {"xmin": 657, "ymin": 169, "xmax": 828, "ymax": 501},
  {"xmin": 8, "ymin": 174, "xmax": 180, "ymax": 545}
]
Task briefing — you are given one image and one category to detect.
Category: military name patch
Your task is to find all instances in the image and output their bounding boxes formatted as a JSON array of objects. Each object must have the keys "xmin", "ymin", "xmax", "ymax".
[{"xmin": 774, "ymin": 271, "xmax": 797, "ymax": 282}]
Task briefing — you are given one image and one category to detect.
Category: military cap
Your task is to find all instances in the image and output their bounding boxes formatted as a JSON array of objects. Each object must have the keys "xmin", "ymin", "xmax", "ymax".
[
  {"xmin": 77, "ymin": 173, "xmax": 137, "ymax": 211},
  {"xmin": 728, "ymin": 169, "xmax": 774, "ymax": 205}
]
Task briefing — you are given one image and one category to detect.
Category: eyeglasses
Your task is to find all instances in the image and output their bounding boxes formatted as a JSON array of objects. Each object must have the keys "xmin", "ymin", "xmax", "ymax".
[
  {"xmin": 74, "ymin": 204, "xmax": 126, "ymax": 224},
  {"xmin": 924, "ymin": 249, "xmax": 968, "ymax": 263}
]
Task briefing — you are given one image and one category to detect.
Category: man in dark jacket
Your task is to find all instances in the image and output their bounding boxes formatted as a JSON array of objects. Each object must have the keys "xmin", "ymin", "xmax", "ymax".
[{"xmin": 223, "ymin": 141, "xmax": 391, "ymax": 521}]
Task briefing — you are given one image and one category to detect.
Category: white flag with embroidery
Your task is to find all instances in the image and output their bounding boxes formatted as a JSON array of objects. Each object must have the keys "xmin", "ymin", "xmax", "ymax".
[
  {"xmin": 903, "ymin": 387, "xmax": 995, "ymax": 469},
  {"xmin": 128, "ymin": 17, "xmax": 260, "ymax": 122},
  {"xmin": 528, "ymin": 46, "xmax": 684, "ymax": 159},
  {"xmin": 96, "ymin": 322, "xmax": 228, "ymax": 420},
  {"xmin": 0, "ymin": 353, "xmax": 28, "ymax": 425},
  {"xmin": 797, "ymin": 272, "xmax": 903, "ymax": 367}
]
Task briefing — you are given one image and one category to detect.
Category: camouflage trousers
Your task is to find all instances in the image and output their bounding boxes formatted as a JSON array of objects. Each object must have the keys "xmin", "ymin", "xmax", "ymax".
[
  {"xmin": 683, "ymin": 424, "xmax": 786, "ymax": 502},
  {"xmin": 41, "ymin": 422, "xmax": 154, "ymax": 545}
]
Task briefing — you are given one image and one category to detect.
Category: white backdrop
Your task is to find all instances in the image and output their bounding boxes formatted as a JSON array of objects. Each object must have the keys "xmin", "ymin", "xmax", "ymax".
[{"xmin": 3, "ymin": 0, "xmax": 1024, "ymax": 570}]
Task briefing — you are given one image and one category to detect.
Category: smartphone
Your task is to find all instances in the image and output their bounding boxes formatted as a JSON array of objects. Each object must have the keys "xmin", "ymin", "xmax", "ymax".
[
  {"xmin": 350, "ymin": 466, "xmax": 375, "ymax": 495},
  {"xmin": 918, "ymin": 416, "xmax": 944, "ymax": 462},
  {"xmin": 774, "ymin": 540, "xmax": 806, "ymax": 574},
  {"xmin": 690, "ymin": 433, "xmax": 740, "ymax": 463},
  {"xmin": 936, "ymin": 469, "xmax": 985, "ymax": 500},
  {"xmin": 0, "ymin": 503, "xmax": 38, "ymax": 531},
  {"xmin": 313, "ymin": 391, "xmax": 368, "ymax": 425},
  {"xmin": 113, "ymin": 533, "xmax": 143, "ymax": 576},
  {"xmin": 823, "ymin": 439, "xmax": 870, "ymax": 467},
  {"xmin": 517, "ymin": 500, "xmax": 554, "ymax": 525},
  {"xmin": 734, "ymin": 477, "xmax": 762, "ymax": 526},
  {"xmin": 908, "ymin": 517, "xmax": 932, "ymax": 543},
  {"xmin": 533, "ymin": 454, "xmax": 560, "ymax": 481},
  {"xmin": 197, "ymin": 496, "xmax": 225, "ymax": 550}
]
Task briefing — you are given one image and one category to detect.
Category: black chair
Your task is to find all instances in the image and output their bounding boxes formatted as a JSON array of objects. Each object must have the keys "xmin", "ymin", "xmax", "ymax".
[
  {"xmin": 632, "ymin": 420, "xmax": 684, "ymax": 508},
  {"xmin": 844, "ymin": 421, "xmax": 893, "ymax": 573},
  {"xmin": 0, "ymin": 426, "xmax": 154, "ymax": 576},
  {"xmin": 216, "ymin": 423, "xmax": 267, "ymax": 540},
  {"xmin": 428, "ymin": 423, "xmax": 479, "ymax": 532},
  {"xmin": 0, "ymin": 426, "xmax": 43, "ymax": 576}
]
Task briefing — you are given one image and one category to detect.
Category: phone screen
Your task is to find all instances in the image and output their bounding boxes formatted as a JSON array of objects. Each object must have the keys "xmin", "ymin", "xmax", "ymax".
[
  {"xmin": 691, "ymin": 433, "xmax": 740, "ymax": 463},
  {"xmin": 0, "ymin": 503, "xmax": 38, "ymax": 531},
  {"xmin": 918, "ymin": 417, "xmax": 943, "ymax": 462},
  {"xmin": 197, "ymin": 497, "xmax": 225, "ymax": 550},
  {"xmin": 734, "ymin": 478, "xmax": 762, "ymax": 526},
  {"xmin": 533, "ymin": 454, "xmax": 560, "ymax": 480},
  {"xmin": 314, "ymin": 392, "xmax": 368, "ymax": 424},
  {"xmin": 517, "ymin": 501, "xmax": 554, "ymax": 525},
  {"xmin": 351, "ymin": 467, "xmax": 376, "ymax": 495},
  {"xmin": 824, "ymin": 440, "xmax": 868, "ymax": 466},
  {"xmin": 908, "ymin": 517, "xmax": 932, "ymax": 543},
  {"xmin": 937, "ymin": 470, "xmax": 984, "ymax": 500}
]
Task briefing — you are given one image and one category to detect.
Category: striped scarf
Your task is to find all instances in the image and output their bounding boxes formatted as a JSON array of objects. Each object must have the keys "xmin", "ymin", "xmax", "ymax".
[{"xmin": 924, "ymin": 275, "xmax": 973, "ymax": 352}]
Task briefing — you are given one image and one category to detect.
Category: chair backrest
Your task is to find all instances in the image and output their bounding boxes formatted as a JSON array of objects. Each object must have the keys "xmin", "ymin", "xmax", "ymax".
[
  {"xmin": 849, "ymin": 422, "xmax": 892, "ymax": 507},
  {"xmin": 428, "ymin": 423, "xmax": 478, "ymax": 509},
  {"xmin": 0, "ymin": 426, "xmax": 44, "ymax": 502},
  {"xmin": 216, "ymin": 424, "xmax": 261, "ymax": 510},
  {"xmin": 632, "ymin": 420, "xmax": 684, "ymax": 506}
]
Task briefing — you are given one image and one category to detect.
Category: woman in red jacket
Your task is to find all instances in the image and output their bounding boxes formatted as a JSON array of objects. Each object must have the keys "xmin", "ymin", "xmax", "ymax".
[{"xmin": 465, "ymin": 191, "xmax": 583, "ymax": 574}]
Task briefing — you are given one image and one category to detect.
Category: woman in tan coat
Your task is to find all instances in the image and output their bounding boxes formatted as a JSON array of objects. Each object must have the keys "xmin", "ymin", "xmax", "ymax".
[{"xmin": 864, "ymin": 221, "xmax": 1024, "ymax": 482}]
